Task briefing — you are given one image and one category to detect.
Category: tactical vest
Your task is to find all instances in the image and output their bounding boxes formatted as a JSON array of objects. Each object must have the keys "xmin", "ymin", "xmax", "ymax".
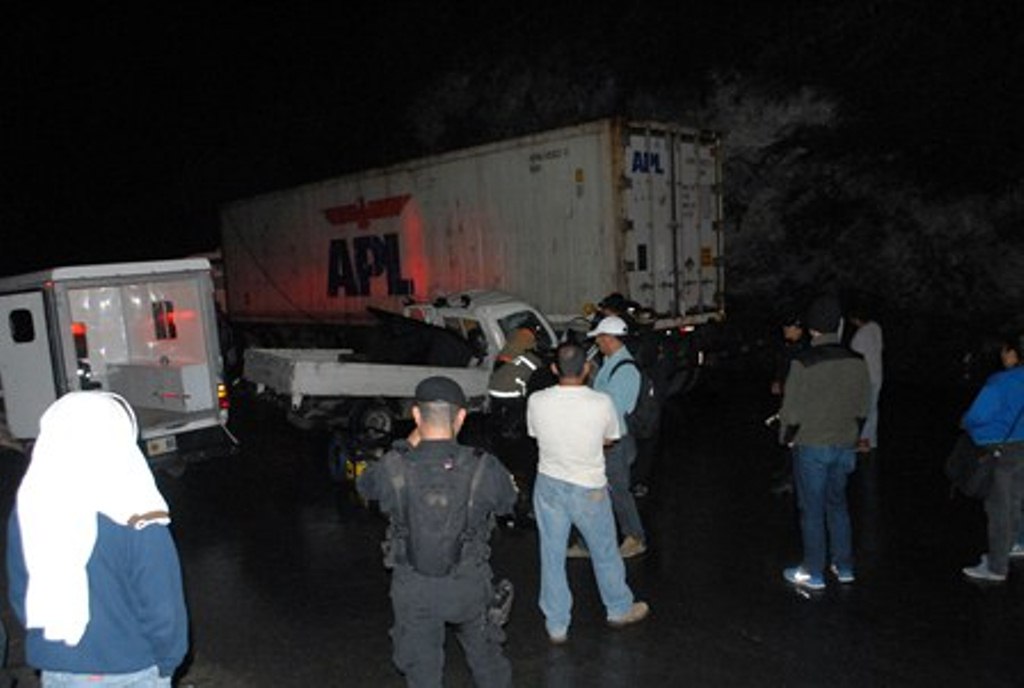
[{"xmin": 381, "ymin": 444, "xmax": 489, "ymax": 577}]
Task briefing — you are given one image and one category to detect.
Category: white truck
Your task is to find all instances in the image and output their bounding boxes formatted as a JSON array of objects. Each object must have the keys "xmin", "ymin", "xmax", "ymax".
[
  {"xmin": 0, "ymin": 258, "xmax": 235, "ymax": 468},
  {"xmin": 243, "ymin": 289, "xmax": 558, "ymax": 436}
]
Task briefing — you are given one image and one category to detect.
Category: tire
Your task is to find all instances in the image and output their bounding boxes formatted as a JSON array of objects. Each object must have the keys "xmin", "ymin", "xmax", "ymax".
[{"xmin": 349, "ymin": 399, "xmax": 397, "ymax": 443}]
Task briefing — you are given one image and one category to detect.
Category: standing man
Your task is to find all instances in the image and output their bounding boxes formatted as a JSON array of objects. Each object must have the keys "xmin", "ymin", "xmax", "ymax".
[
  {"xmin": 589, "ymin": 316, "xmax": 648, "ymax": 558},
  {"xmin": 357, "ymin": 376, "xmax": 517, "ymax": 688},
  {"xmin": 849, "ymin": 304, "xmax": 883, "ymax": 454},
  {"xmin": 960, "ymin": 333, "xmax": 1024, "ymax": 582},
  {"xmin": 780, "ymin": 295, "xmax": 870, "ymax": 590},
  {"xmin": 527, "ymin": 342, "xmax": 649, "ymax": 643}
]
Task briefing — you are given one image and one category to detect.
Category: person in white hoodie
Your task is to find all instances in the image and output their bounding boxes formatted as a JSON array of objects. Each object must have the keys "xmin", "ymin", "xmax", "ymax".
[
  {"xmin": 6, "ymin": 392, "xmax": 188, "ymax": 687},
  {"xmin": 849, "ymin": 304, "xmax": 884, "ymax": 454}
]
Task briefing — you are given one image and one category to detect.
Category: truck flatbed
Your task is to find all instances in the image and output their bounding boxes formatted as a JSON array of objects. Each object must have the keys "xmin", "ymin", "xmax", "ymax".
[{"xmin": 244, "ymin": 348, "xmax": 491, "ymax": 410}]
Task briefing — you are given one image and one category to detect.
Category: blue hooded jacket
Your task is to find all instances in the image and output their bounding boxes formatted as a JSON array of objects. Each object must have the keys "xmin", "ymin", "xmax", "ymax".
[{"xmin": 963, "ymin": 366, "xmax": 1024, "ymax": 445}]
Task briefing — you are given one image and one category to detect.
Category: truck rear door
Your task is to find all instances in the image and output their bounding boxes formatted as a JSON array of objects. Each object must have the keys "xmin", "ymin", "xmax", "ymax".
[
  {"xmin": 623, "ymin": 125, "xmax": 724, "ymax": 318},
  {"xmin": 0, "ymin": 291, "xmax": 59, "ymax": 437}
]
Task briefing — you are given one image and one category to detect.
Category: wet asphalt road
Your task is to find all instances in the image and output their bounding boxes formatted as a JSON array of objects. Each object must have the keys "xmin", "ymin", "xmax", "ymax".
[{"xmin": 3, "ymin": 361, "xmax": 1024, "ymax": 687}]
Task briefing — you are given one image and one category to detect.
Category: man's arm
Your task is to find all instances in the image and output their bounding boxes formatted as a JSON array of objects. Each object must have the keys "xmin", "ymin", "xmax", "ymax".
[
  {"xmin": 482, "ymin": 455, "xmax": 519, "ymax": 517},
  {"xmin": 603, "ymin": 395, "xmax": 622, "ymax": 444},
  {"xmin": 779, "ymin": 361, "xmax": 805, "ymax": 444}
]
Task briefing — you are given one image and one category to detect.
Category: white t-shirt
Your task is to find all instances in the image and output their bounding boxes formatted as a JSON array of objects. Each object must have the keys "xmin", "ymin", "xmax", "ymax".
[{"xmin": 527, "ymin": 384, "xmax": 621, "ymax": 489}]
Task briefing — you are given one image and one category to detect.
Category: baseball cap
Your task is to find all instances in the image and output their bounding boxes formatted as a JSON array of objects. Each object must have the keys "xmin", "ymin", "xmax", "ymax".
[
  {"xmin": 587, "ymin": 316, "xmax": 629, "ymax": 338},
  {"xmin": 414, "ymin": 376, "xmax": 467, "ymax": 407}
]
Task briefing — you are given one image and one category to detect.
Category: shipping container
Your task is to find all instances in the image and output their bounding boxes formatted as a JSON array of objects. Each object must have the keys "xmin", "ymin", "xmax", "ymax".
[{"xmin": 221, "ymin": 118, "xmax": 724, "ymax": 328}]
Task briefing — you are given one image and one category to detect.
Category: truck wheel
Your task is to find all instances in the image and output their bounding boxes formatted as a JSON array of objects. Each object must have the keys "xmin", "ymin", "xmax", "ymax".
[{"xmin": 350, "ymin": 401, "xmax": 396, "ymax": 443}]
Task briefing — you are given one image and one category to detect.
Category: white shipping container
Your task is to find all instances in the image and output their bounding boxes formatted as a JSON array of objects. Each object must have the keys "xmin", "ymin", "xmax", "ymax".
[{"xmin": 221, "ymin": 118, "xmax": 724, "ymax": 324}]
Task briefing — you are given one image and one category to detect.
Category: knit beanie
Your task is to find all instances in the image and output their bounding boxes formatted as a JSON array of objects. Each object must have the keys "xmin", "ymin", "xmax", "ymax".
[{"xmin": 805, "ymin": 295, "xmax": 842, "ymax": 333}]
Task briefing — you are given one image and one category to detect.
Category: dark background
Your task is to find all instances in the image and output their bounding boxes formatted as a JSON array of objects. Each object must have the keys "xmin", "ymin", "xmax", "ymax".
[{"xmin": 3, "ymin": 2, "xmax": 1022, "ymax": 342}]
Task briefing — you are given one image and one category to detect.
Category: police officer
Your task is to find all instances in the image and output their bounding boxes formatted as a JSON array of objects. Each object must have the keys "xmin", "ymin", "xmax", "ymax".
[
  {"xmin": 357, "ymin": 376, "xmax": 518, "ymax": 688},
  {"xmin": 487, "ymin": 327, "xmax": 544, "ymax": 438}
]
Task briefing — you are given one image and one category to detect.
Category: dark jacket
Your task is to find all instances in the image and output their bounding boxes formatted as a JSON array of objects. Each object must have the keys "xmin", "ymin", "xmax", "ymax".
[
  {"xmin": 357, "ymin": 439, "xmax": 517, "ymax": 575},
  {"xmin": 779, "ymin": 334, "xmax": 871, "ymax": 447},
  {"xmin": 7, "ymin": 511, "xmax": 188, "ymax": 678}
]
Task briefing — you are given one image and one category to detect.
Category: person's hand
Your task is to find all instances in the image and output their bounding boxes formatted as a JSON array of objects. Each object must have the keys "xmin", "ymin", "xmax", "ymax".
[{"xmin": 770, "ymin": 381, "xmax": 783, "ymax": 396}]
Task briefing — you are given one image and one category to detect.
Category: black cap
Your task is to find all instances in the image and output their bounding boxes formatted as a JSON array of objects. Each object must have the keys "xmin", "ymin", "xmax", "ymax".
[
  {"xmin": 805, "ymin": 295, "xmax": 842, "ymax": 333},
  {"xmin": 414, "ymin": 376, "xmax": 467, "ymax": 408}
]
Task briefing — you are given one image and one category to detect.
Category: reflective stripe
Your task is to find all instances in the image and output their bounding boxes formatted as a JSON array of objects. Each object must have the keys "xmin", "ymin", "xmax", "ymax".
[
  {"xmin": 513, "ymin": 356, "xmax": 539, "ymax": 371},
  {"xmin": 488, "ymin": 389, "xmax": 524, "ymax": 399}
]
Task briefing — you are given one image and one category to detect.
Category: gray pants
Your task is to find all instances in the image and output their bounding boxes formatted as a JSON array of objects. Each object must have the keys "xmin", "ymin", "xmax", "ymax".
[
  {"xmin": 605, "ymin": 435, "xmax": 645, "ymax": 543},
  {"xmin": 390, "ymin": 565, "xmax": 511, "ymax": 688},
  {"xmin": 984, "ymin": 447, "xmax": 1024, "ymax": 575}
]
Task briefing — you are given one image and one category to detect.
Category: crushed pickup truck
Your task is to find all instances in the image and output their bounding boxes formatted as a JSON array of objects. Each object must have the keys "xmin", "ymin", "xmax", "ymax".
[{"xmin": 242, "ymin": 290, "xmax": 558, "ymax": 437}]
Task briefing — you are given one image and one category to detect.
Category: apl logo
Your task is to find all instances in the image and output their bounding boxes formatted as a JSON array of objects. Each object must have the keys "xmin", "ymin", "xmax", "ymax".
[
  {"xmin": 631, "ymin": 151, "xmax": 665, "ymax": 174},
  {"xmin": 324, "ymin": 195, "xmax": 415, "ymax": 297}
]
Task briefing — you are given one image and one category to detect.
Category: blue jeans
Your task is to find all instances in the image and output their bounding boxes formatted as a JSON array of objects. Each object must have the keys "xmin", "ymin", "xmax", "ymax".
[
  {"xmin": 605, "ymin": 436, "xmax": 645, "ymax": 542},
  {"xmin": 533, "ymin": 473, "xmax": 635, "ymax": 637},
  {"xmin": 793, "ymin": 445, "xmax": 856, "ymax": 576},
  {"xmin": 43, "ymin": 666, "xmax": 170, "ymax": 687}
]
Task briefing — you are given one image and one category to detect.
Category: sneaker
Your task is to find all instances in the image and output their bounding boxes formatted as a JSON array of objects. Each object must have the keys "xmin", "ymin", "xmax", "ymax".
[
  {"xmin": 607, "ymin": 601, "xmax": 650, "ymax": 628},
  {"xmin": 548, "ymin": 630, "xmax": 569, "ymax": 645},
  {"xmin": 769, "ymin": 480, "xmax": 794, "ymax": 496},
  {"xmin": 619, "ymin": 536, "xmax": 647, "ymax": 559},
  {"xmin": 631, "ymin": 483, "xmax": 650, "ymax": 498},
  {"xmin": 566, "ymin": 543, "xmax": 591, "ymax": 559},
  {"xmin": 783, "ymin": 566, "xmax": 826, "ymax": 591},
  {"xmin": 963, "ymin": 556, "xmax": 1007, "ymax": 582},
  {"xmin": 829, "ymin": 564, "xmax": 855, "ymax": 583},
  {"xmin": 1010, "ymin": 543, "xmax": 1024, "ymax": 559}
]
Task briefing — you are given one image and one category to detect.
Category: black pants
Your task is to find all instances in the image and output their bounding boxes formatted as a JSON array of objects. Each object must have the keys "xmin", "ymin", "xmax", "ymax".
[{"xmin": 390, "ymin": 565, "xmax": 511, "ymax": 688}]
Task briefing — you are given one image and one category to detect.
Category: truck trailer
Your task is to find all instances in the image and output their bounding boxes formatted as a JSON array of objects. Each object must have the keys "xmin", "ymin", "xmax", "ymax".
[
  {"xmin": 0, "ymin": 258, "xmax": 235, "ymax": 468},
  {"xmin": 220, "ymin": 117, "xmax": 724, "ymax": 340}
]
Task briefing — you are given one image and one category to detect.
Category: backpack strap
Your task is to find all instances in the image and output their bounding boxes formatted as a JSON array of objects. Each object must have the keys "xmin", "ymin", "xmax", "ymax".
[
  {"xmin": 381, "ymin": 451, "xmax": 411, "ymax": 532},
  {"xmin": 609, "ymin": 359, "xmax": 638, "ymax": 380},
  {"xmin": 463, "ymin": 448, "xmax": 489, "ymax": 540}
]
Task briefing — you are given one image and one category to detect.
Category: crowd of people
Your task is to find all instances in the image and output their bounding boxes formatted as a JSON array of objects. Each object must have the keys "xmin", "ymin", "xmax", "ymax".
[{"xmin": 5, "ymin": 288, "xmax": 1024, "ymax": 687}]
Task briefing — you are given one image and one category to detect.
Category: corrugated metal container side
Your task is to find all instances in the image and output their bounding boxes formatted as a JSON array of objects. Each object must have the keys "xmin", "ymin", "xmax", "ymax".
[{"xmin": 221, "ymin": 117, "xmax": 723, "ymax": 323}]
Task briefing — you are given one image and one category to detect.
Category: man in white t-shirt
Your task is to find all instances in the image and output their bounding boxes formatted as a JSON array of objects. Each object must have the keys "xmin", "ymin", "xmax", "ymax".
[{"xmin": 527, "ymin": 342, "xmax": 649, "ymax": 644}]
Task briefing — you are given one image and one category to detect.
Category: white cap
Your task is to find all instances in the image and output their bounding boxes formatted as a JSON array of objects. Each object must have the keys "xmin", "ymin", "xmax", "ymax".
[{"xmin": 587, "ymin": 315, "xmax": 628, "ymax": 338}]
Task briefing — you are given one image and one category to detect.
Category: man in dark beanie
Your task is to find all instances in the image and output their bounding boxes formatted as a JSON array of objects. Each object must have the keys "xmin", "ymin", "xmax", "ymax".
[{"xmin": 779, "ymin": 294, "xmax": 870, "ymax": 591}]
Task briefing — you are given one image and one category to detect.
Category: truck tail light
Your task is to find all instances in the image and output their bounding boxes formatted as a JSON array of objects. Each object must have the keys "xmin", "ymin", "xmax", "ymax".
[{"xmin": 217, "ymin": 382, "xmax": 230, "ymax": 410}]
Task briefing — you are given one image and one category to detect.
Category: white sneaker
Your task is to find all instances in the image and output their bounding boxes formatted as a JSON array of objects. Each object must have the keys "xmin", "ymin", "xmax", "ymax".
[
  {"xmin": 1009, "ymin": 543, "xmax": 1024, "ymax": 559},
  {"xmin": 963, "ymin": 556, "xmax": 1007, "ymax": 582}
]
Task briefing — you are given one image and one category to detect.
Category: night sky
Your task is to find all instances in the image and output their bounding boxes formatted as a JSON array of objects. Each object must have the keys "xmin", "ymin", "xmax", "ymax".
[{"xmin": 3, "ymin": 3, "xmax": 1021, "ymax": 282}]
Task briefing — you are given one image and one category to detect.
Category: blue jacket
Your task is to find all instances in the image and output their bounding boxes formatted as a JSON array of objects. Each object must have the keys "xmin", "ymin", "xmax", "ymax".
[
  {"xmin": 592, "ymin": 345, "xmax": 640, "ymax": 435},
  {"xmin": 6, "ymin": 510, "xmax": 189, "ymax": 678},
  {"xmin": 963, "ymin": 366, "xmax": 1024, "ymax": 445}
]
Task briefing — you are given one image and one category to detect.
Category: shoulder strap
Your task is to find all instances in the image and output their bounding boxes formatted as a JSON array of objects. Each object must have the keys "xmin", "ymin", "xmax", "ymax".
[
  {"xmin": 609, "ymin": 359, "xmax": 639, "ymax": 380},
  {"xmin": 466, "ymin": 448, "xmax": 489, "ymax": 513},
  {"xmin": 382, "ymin": 452, "xmax": 408, "ymax": 526}
]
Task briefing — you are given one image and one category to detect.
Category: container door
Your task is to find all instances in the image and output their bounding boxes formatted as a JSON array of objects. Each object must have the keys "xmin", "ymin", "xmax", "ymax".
[
  {"xmin": 0, "ymin": 292, "xmax": 58, "ymax": 438},
  {"xmin": 623, "ymin": 126, "xmax": 723, "ymax": 317}
]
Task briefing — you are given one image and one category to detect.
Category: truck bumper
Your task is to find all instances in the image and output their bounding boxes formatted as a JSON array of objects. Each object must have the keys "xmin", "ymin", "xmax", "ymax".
[{"xmin": 144, "ymin": 423, "xmax": 239, "ymax": 472}]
